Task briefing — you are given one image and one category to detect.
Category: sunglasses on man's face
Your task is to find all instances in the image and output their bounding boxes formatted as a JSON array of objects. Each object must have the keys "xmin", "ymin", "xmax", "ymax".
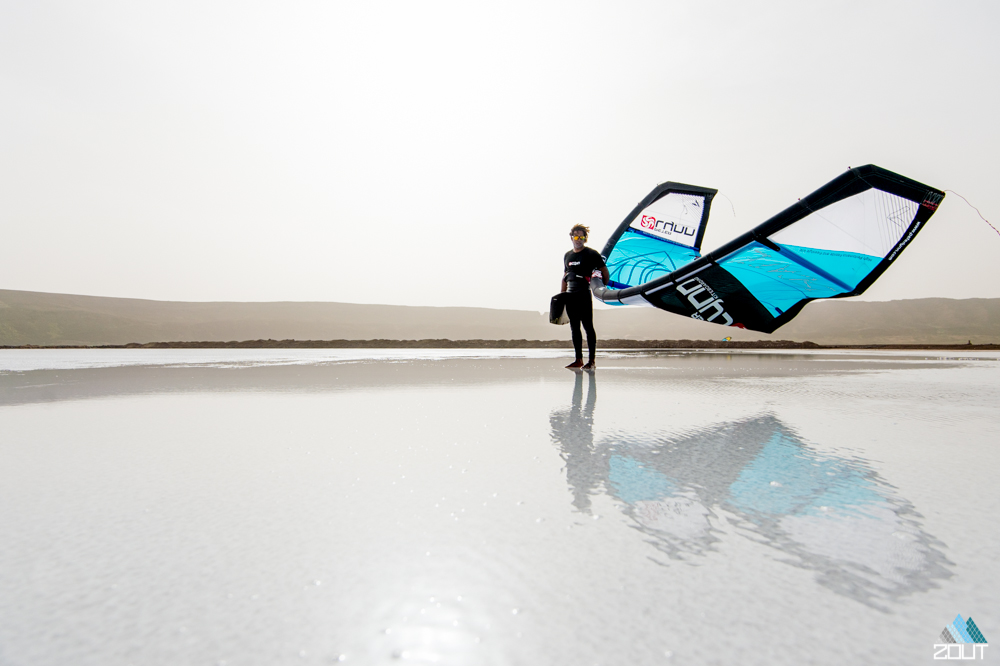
[{"xmin": 571, "ymin": 234, "xmax": 587, "ymax": 241}]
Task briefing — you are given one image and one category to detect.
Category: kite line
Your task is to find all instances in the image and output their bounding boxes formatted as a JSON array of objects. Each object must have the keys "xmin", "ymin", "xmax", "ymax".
[{"xmin": 945, "ymin": 189, "xmax": 999, "ymax": 238}]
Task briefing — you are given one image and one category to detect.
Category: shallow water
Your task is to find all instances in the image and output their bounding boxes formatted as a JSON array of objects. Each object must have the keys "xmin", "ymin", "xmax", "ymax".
[{"xmin": 1, "ymin": 350, "xmax": 997, "ymax": 665}]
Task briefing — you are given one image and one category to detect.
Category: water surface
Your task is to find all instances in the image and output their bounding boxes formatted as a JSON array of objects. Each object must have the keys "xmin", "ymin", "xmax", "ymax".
[{"xmin": 1, "ymin": 349, "xmax": 997, "ymax": 665}]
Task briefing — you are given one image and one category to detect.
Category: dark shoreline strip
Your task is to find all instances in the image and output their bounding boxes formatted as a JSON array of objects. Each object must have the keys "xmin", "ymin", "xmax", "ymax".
[{"xmin": 2, "ymin": 339, "xmax": 998, "ymax": 351}]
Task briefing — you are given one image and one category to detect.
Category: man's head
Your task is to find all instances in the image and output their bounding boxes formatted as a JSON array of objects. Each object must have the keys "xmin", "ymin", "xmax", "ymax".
[{"xmin": 570, "ymin": 224, "xmax": 589, "ymax": 251}]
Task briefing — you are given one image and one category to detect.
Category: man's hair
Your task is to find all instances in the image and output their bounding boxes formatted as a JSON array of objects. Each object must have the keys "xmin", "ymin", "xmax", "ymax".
[{"xmin": 570, "ymin": 224, "xmax": 590, "ymax": 238}]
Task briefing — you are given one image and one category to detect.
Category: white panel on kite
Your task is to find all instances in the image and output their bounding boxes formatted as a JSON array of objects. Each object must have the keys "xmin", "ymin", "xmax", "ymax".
[
  {"xmin": 769, "ymin": 188, "xmax": 918, "ymax": 259},
  {"xmin": 629, "ymin": 193, "xmax": 706, "ymax": 248}
]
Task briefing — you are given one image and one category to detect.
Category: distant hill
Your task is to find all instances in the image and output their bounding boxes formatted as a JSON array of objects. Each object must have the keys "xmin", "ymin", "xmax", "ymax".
[{"xmin": 1, "ymin": 289, "xmax": 998, "ymax": 346}]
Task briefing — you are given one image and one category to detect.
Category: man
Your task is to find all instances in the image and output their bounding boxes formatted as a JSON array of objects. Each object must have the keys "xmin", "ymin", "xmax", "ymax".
[{"xmin": 561, "ymin": 224, "xmax": 609, "ymax": 370}]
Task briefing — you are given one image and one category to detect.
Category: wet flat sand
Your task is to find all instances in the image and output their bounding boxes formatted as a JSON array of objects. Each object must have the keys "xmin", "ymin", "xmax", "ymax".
[{"xmin": 0, "ymin": 349, "xmax": 998, "ymax": 665}]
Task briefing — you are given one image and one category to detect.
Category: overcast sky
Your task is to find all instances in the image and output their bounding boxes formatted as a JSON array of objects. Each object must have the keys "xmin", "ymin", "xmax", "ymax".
[{"xmin": 2, "ymin": 0, "xmax": 998, "ymax": 310}]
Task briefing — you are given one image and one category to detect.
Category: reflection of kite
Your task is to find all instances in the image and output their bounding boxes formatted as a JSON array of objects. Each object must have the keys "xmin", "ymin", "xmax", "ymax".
[
  {"xmin": 606, "ymin": 415, "xmax": 954, "ymax": 609},
  {"xmin": 549, "ymin": 383, "xmax": 953, "ymax": 609},
  {"xmin": 592, "ymin": 165, "xmax": 945, "ymax": 333}
]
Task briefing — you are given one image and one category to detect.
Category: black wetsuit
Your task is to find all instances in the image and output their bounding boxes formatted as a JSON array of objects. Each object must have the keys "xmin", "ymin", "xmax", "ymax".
[{"xmin": 563, "ymin": 247, "xmax": 606, "ymax": 363}]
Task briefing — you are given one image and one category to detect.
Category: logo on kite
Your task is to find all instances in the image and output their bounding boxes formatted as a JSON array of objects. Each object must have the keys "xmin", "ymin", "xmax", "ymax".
[
  {"xmin": 922, "ymin": 192, "xmax": 944, "ymax": 211},
  {"xmin": 678, "ymin": 277, "xmax": 734, "ymax": 326},
  {"xmin": 639, "ymin": 215, "xmax": 697, "ymax": 238}
]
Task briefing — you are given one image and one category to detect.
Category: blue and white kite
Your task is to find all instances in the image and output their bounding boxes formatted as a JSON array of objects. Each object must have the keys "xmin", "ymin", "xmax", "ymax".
[{"xmin": 591, "ymin": 165, "xmax": 944, "ymax": 333}]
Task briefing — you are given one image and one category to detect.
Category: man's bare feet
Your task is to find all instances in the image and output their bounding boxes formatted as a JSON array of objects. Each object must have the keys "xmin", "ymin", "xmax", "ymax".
[
  {"xmin": 565, "ymin": 359, "xmax": 584, "ymax": 369},
  {"xmin": 582, "ymin": 361, "xmax": 596, "ymax": 371}
]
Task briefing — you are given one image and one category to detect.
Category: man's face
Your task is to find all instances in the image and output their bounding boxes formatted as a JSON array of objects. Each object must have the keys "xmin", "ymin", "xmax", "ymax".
[{"xmin": 570, "ymin": 230, "xmax": 586, "ymax": 251}]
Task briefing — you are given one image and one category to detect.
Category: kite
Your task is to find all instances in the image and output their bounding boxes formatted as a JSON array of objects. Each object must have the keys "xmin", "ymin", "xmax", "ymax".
[{"xmin": 591, "ymin": 165, "xmax": 944, "ymax": 333}]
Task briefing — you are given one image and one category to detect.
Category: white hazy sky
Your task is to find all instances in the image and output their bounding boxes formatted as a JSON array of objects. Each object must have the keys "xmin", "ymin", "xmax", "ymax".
[{"xmin": 2, "ymin": 0, "xmax": 998, "ymax": 310}]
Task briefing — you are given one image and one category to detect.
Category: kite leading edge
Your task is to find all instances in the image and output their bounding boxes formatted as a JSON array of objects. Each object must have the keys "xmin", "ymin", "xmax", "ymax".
[{"xmin": 591, "ymin": 165, "xmax": 945, "ymax": 334}]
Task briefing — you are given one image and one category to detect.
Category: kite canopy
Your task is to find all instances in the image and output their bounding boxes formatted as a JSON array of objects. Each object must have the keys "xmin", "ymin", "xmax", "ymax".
[{"xmin": 592, "ymin": 165, "xmax": 944, "ymax": 333}]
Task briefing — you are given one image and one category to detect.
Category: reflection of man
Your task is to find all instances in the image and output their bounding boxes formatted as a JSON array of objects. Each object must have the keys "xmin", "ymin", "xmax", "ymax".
[{"xmin": 548, "ymin": 370, "xmax": 600, "ymax": 512}]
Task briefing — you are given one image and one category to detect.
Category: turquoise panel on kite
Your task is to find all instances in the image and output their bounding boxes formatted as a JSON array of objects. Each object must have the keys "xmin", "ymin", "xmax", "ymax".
[
  {"xmin": 771, "ymin": 244, "xmax": 879, "ymax": 291},
  {"xmin": 715, "ymin": 241, "xmax": 879, "ymax": 317},
  {"xmin": 605, "ymin": 229, "xmax": 700, "ymax": 289},
  {"xmin": 591, "ymin": 165, "xmax": 945, "ymax": 332},
  {"xmin": 716, "ymin": 242, "xmax": 845, "ymax": 317}
]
